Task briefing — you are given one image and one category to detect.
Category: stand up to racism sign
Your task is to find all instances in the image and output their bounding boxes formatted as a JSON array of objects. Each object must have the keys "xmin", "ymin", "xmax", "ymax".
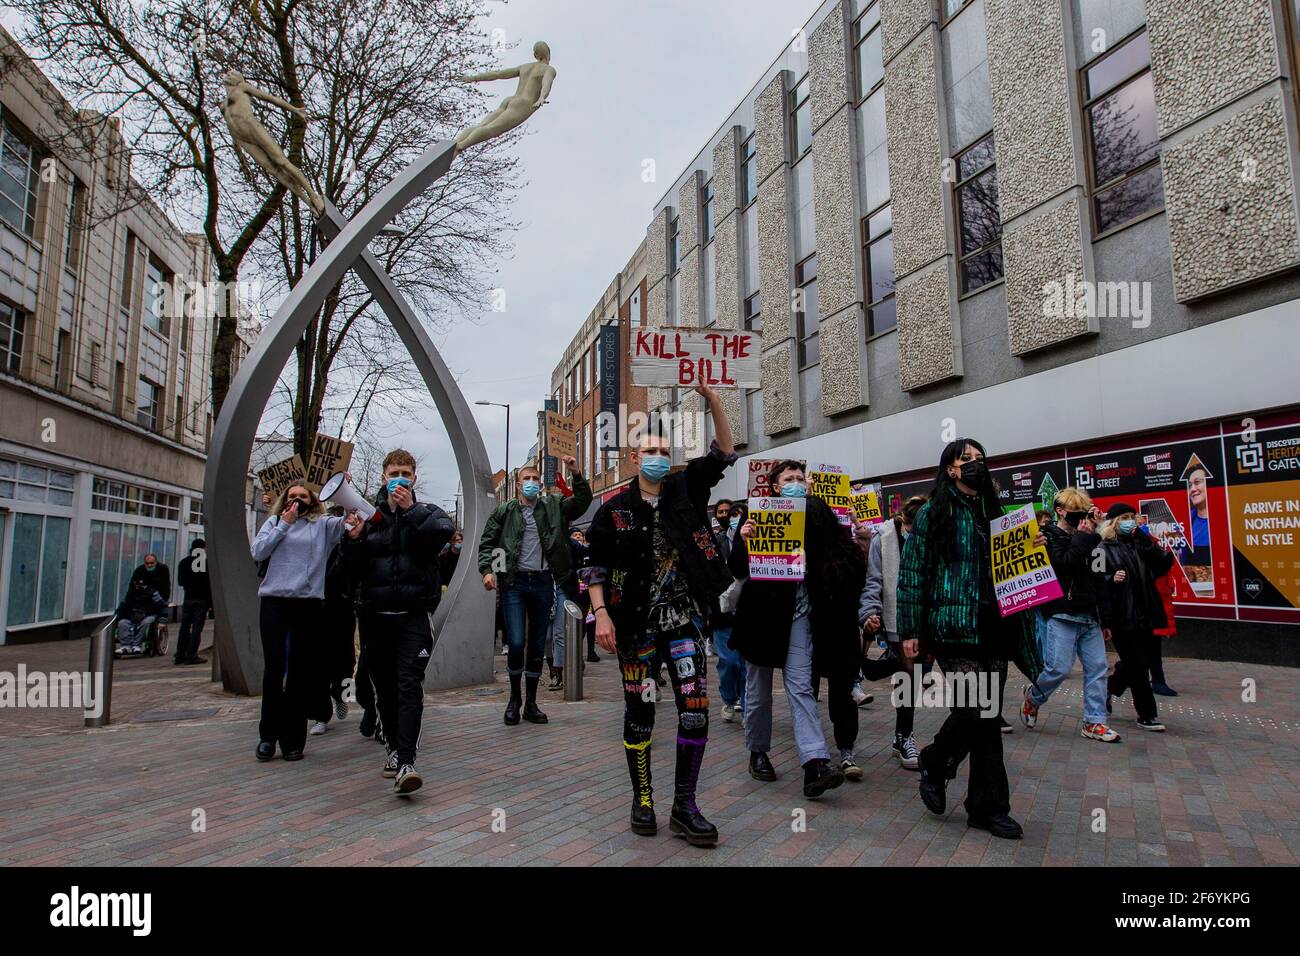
[{"xmin": 991, "ymin": 504, "xmax": 1061, "ymax": 616}]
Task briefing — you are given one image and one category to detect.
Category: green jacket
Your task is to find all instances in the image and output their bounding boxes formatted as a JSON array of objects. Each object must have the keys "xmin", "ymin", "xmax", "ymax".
[
  {"xmin": 477, "ymin": 474, "xmax": 593, "ymax": 588},
  {"xmin": 897, "ymin": 486, "xmax": 1042, "ymax": 682}
]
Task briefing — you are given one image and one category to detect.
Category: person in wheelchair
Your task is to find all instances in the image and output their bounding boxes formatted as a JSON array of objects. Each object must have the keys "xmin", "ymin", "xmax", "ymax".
[{"xmin": 115, "ymin": 576, "xmax": 168, "ymax": 656}]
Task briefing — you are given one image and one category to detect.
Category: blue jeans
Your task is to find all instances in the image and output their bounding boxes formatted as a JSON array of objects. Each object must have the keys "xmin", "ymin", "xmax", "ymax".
[
  {"xmin": 712, "ymin": 624, "xmax": 746, "ymax": 708},
  {"xmin": 1029, "ymin": 614, "xmax": 1109, "ymax": 724},
  {"xmin": 118, "ymin": 616, "xmax": 157, "ymax": 651},
  {"xmin": 502, "ymin": 571, "xmax": 555, "ymax": 678}
]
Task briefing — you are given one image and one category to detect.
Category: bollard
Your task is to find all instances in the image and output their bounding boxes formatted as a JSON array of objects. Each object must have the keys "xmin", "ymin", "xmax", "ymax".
[
  {"xmin": 85, "ymin": 615, "xmax": 117, "ymax": 728},
  {"xmin": 562, "ymin": 600, "xmax": 585, "ymax": 702}
]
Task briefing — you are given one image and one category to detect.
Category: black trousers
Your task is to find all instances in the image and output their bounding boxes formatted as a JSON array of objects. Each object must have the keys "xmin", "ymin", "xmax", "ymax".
[
  {"xmin": 819, "ymin": 672, "xmax": 858, "ymax": 754},
  {"xmin": 359, "ymin": 610, "xmax": 433, "ymax": 765},
  {"xmin": 355, "ymin": 641, "xmax": 376, "ymax": 714},
  {"xmin": 258, "ymin": 597, "xmax": 328, "ymax": 753},
  {"xmin": 176, "ymin": 599, "xmax": 208, "ymax": 662},
  {"xmin": 324, "ymin": 600, "xmax": 357, "ymax": 700},
  {"xmin": 1148, "ymin": 632, "xmax": 1167, "ymax": 684},
  {"xmin": 920, "ymin": 654, "xmax": 1010, "ymax": 819},
  {"xmin": 1109, "ymin": 628, "xmax": 1157, "ymax": 720}
]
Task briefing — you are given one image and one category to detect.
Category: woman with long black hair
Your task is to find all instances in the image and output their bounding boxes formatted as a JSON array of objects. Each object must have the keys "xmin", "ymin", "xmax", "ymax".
[{"xmin": 897, "ymin": 439, "xmax": 1042, "ymax": 839}]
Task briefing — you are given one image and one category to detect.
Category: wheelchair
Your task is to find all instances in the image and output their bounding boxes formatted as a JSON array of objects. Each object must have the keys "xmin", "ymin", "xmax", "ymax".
[{"xmin": 112, "ymin": 615, "xmax": 170, "ymax": 659}]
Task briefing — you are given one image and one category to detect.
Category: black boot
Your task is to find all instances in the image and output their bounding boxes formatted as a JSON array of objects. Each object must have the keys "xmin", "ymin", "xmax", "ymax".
[
  {"xmin": 801, "ymin": 758, "xmax": 844, "ymax": 799},
  {"xmin": 523, "ymin": 675, "xmax": 548, "ymax": 723},
  {"xmin": 748, "ymin": 751, "xmax": 777, "ymax": 781},
  {"xmin": 625, "ymin": 741, "xmax": 656, "ymax": 835},
  {"xmin": 504, "ymin": 673, "xmax": 522, "ymax": 725},
  {"xmin": 918, "ymin": 746, "xmax": 947, "ymax": 815},
  {"xmin": 669, "ymin": 736, "xmax": 717, "ymax": 847}
]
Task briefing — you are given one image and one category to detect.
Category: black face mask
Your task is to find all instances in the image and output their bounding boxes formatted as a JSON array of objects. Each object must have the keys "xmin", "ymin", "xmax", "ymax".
[
  {"xmin": 959, "ymin": 460, "xmax": 990, "ymax": 487},
  {"xmin": 1064, "ymin": 511, "xmax": 1088, "ymax": 528}
]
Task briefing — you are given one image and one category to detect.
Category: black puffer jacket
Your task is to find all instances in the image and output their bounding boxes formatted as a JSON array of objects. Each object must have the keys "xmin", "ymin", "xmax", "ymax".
[
  {"xmin": 1097, "ymin": 529, "xmax": 1174, "ymax": 631},
  {"xmin": 728, "ymin": 496, "xmax": 865, "ymax": 679},
  {"xmin": 343, "ymin": 488, "xmax": 454, "ymax": 613},
  {"xmin": 1037, "ymin": 523, "xmax": 1105, "ymax": 619}
]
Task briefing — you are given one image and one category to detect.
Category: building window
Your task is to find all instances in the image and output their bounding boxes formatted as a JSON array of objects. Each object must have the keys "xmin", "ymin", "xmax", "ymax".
[
  {"xmin": 1082, "ymin": 28, "xmax": 1163, "ymax": 235},
  {"xmin": 64, "ymin": 178, "xmax": 87, "ymax": 269},
  {"xmin": 669, "ymin": 215, "xmax": 681, "ymax": 274},
  {"xmin": 136, "ymin": 377, "xmax": 161, "ymax": 430},
  {"xmin": 82, "ymin": 519, "xmax": 177, "ymax": 616},
  {"xmin": 0, "ymin": 114, "xmax": 41, "ymax": 237},
  {"xmin": 943, "ymin": 0, "xmax": 975, "ymax": 22},
  {"xmin": 0, "ymin": 301, "xmax": 25, "ymax": 374},
  {"xmin": 92, "ymin": 477, "xmax": 181, "ymax": 519},
  {"xmin": 744, "ymin": 292, "xmax": 762, "ymax": 333},
  {"xmin": 795, "ymin": 253, "xmax": 819, "ymax": 368},
  {"xmin": 789, "ymin": 74, "xmax": 811, "ymax": 162},
  {"xmin": 120, "ymin": 232, "xmax": 137, "ymax": 311},
  {"xmin": 740, "ymin": 135, "xmax": 757, "ymax": 207},
  {"xmin": 0, "ymin": 458, "xmax": 76, "ymax": 506},
  {"xmin": 629, "ymin": 287, "xmax": 642, "ymax": 326},
  {"xmin": 852, "ymin": 3, "xmax": 884, "ymax": 102},
  {"xmin": 861, "ymin": 204, "xmax": 896, "ymax": 335},
  {"xmin": 7, "ymin": 513, "xmax": 72, "ymax": 626},
  {"xmin": 144, "ymin": 256, "xmax": 170, "ymax": 335},
  {"xmin": 953, "ymin": 133, "xmax": 1004, "ymax": 294},
  {"xmin": 701, "ymin": 179, "xmax": 715, "ymax": 243},
  {"xmin": 188, "ymin": 498, "xmax": 206, "ymax": 525}
]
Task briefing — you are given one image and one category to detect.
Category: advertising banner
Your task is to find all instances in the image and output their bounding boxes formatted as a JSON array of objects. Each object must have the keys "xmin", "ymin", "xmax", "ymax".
[
  {"xmin": 746, "ymin": 496, "xmax": 806, "ymax": 581},
  {"xmin": 991, "ymin": 504, "xmax": 1062, "ymax": 616},
  {"xmin": 598, "ymin": 323, "xmax": 620, "ymax": 447}
]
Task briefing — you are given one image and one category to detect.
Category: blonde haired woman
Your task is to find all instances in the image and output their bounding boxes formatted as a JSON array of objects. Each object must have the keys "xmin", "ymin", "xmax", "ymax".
[
  {"xmin": 251, "ymin": 483, "xmax": 361, "ymax": 761},
  {"xmin": 1020, "ymin": 488, "xmax": 1120, "ymax": 742}
]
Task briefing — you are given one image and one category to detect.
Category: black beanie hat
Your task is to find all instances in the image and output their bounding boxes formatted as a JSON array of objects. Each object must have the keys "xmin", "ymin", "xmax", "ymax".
[{"xmin": 1105, "ymin": 502, "xmax": 1136, "ymax": 521}]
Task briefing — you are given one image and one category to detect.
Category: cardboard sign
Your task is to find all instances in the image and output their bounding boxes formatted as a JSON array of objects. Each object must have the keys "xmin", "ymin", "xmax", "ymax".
[
  {"xmin": 851, "ymin": 483, "xmax": 884, "ymax": 524},
  {"xmin": 305, "ymin": 433, "xmax": 353, "ymax": 491},
  {"xmin": 257, "ymin": 455, "xmax": 309, "ymax": 499},
  {"xmin": 991, "ymin": 504, "xmax": 1062, "ymax": 616},
  {"xmin": 545, "ymin": 411, "xmax": 577, "ymax": 462},
  {"xmin": 746, "ymin": 458, "xmax": 803, "ymax": 498},
  {"xmin": 746, "ymin": 496, "xmax": 806, "ymax": 581},
  {"xmin": 631, "ymin": 327, "xmax": 760, "ymax": 388},
  {"xmin": 809, "ymin": 463, "xmax": 853, "ymax": 526}
]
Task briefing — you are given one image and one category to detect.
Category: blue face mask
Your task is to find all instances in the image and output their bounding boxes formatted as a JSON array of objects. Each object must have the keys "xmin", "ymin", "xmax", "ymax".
[
  {"xmin": 521, "ymin": 480, "xmax": 541, "ymax": 499},
  {"xmin": 386, "ymin": 477, "xmax": 412, "ymax": 495},
  {"xmin": 1118, "ymin": 519, "xmax": 1137, "ymax": 535},
  {"xmin": 780, "ymin": 482, "xmax": 807, "ymax": 498},
  {"xmin": 729, "ymin": 516, "xmax": 741, "ymax": 529},
  {"xmin": 640, "ymin": 455, "xmax": 671, "ymax": 482}
]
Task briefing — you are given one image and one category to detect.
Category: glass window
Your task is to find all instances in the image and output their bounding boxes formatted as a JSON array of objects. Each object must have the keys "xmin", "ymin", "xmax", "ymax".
[
  {"xmin": 38, "ymin": 517, "xmax": 69, "ymax": 622},
  {"xmin": 669, "ymin": 216, "xmax": 681, "ymax": 274},
  {"xmin": 744, "ymin": 292, "xmax": 762, "ymax": 333},
  {"xmin": 790, "ymin": 75, "xmax": 811, "ymax": 161},
  {"xmin": 953, "ymin": 133, "xmax": 1004, "ymax": 294},
  {"xmin": 0, "ymin": 301, "xmax": 24, "ymax": 374},
  {"xmin": 65, "ymin": 178, "xmax": 86, "ymax": 268},
  {"xmin": 118, "ymin": 523, "xmax": 138, "ymax": 602},
  {"xmin": 7, "ymin": 513, "xmax": 42, "ymax": 626},
  {"xmin": 862, "ymin": 204, "xmax": 896, "ymax": 335},
  {"xmin": 943, "ymin": 0, "xmax": 974, "ymax": 21},
  {"xmin": 740, "ymin": 135, "xmax": 757, "ymax": 207},
  {"xmin": 84, "ymin": 520, "xmax": 105, "ymax": 614},
  {"xmin": 1083, "ymin": 29, "xmax": 1164, "ymax": 233},
  {"xmin": 137, "ymin": 378, "xmax": 160, "ymax": 430},
  {"xmin": 0, "ymin": 115, "xmax": 41, "ymax": 237},
  {"xmin": 796, "ymin": 253, "xmax": 819, "ymax": 368},
  {"xmin": 144, "ymin": 257, "xmax": 168, "ymax": 334},
  {"xmin": 852, "ymin": 3, "xmax": 884, "ymax": 102},
  {"xmin": 99, "ymin": 522, "xmax": 122, "ymax": 612},
  {"xmin": 702, "ymin": 180, "xmax": 715, "ymax": 243}
]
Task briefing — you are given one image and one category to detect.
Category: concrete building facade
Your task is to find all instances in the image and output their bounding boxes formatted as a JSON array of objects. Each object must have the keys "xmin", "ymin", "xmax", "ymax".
[
  {"xmin": 0, "ymin": 28, "xmax": 248, "ymax": 642},
  {"xmin": 606, "ymin": 0, "xmax": 1300, "ymax": 664}
]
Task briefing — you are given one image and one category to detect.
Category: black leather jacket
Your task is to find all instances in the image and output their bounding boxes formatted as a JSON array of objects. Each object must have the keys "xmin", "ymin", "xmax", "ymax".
[
  {"xmin": 342, "ymin": 489, "xmax": 454, "ymax": 613},
  {"xmin": 587, "ymin": 442, "xmax": 736, "ymax": 635}
]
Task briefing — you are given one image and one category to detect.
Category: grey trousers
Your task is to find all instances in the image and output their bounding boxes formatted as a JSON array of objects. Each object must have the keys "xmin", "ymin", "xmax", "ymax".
[{"xmin": 743, "ymin": 613, "xmax": 830, "ymax": 765}]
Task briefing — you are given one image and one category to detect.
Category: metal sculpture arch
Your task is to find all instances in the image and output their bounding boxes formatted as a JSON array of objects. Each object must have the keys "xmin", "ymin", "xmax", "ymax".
[{"xmin": 204, "ymin": 140, "xmax": 497, "ymax": 695}]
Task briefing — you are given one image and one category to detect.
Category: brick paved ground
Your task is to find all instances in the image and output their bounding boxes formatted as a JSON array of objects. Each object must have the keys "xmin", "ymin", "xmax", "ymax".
[{"xmin": 1, "ymin": 627, "xmax": 1298, "ymax": 866}]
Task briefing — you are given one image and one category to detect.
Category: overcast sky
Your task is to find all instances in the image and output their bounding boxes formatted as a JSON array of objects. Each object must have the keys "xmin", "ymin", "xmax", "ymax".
[{"xmin": 402, "ymin": 0, "xmax": 806, "ymax": 514}]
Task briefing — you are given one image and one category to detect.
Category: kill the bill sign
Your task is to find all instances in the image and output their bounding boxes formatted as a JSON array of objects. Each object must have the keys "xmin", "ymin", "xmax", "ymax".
[{"xmin": 991, "ymin": 504, "xmax": 1062, "ymax": 617}]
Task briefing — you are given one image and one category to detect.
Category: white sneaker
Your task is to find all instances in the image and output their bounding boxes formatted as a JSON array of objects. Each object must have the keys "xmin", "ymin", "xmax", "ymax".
[
  {"xmin": 851, "ymin": 684, "xmax": 873, "ymax": 707},
  {"xmin": 382, "ymin": 751, "xmax": 400, "ymax": 778},
  {"xmin": 309, "ymin": 721, "xmax": 328, "ymax": 736},
  {"xmin": 333, "ymin": 698, "xmax": 348, "ymax": 721},
  {"xmin": 394, "ymin": 763, "xmax": 423, "ymax": 795},
  {"xmin": 893, "ymin": 733, "xmax": 920, "ymax": 770},
  {"xmin": 722, "ymin": 703, "xmax": 736, "ymax": 722}
]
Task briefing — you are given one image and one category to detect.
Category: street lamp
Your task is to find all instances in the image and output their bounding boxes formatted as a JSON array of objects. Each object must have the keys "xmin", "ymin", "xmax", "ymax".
[{"xmin": 475, "ymin": 400, "xmax": 511, "ymax": 498}]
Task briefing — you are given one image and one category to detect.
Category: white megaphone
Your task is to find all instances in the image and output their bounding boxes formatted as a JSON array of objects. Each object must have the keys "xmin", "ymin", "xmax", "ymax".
[{"xmin": 320, "ymin": 472, "xmax": 379, "ymax": 522}]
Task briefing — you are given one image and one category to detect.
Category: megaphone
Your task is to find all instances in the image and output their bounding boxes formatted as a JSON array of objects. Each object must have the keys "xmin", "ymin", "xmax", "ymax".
[{"xmin": 320, "ymin": 472, "xmax": 379, "ymax": 522}]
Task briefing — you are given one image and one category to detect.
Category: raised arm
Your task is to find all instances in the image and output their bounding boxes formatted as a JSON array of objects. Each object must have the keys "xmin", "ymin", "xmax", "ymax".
[
  {"xmin": 246, "ymin": 84, "xmax": 306, "ymax": 115},
  {"xmin": 697, "ymin": 385, "xmax": 734, "ymax": 456},
  {"xmin": 460, "ymin": 66, "xmax": 522, "ymax": 83}
]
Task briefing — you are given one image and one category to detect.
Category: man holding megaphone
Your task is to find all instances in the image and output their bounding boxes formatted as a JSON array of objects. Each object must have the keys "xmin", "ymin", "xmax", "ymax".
[{"xmin": 338, "ymin": 449, "xmax": 454, "ymax": 796}]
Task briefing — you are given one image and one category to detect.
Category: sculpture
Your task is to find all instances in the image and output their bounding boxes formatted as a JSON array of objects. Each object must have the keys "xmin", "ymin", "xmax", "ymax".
[
  {"xmin": 221, "ymin": 69, "xmax": 325, "ymax": 214},
  {"xmin": 454, "ymin": 41, "xmax": 556, "ymax": 153}
]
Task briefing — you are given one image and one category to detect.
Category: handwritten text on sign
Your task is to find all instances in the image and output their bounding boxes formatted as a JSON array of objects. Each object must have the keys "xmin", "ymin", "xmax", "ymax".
[
  {"xmin": 545, "ymin": 411, "xmax": 577, "ymax": 462},
  {"xmin": 258, "ymin": 455, "xmax": 308, "ymax": 498},
  {"xmin": 992, "ymin": 504, "xmax": 1062, "ymax": 617},
  {"xmin": 746, "ymin": 496, "xmax": 806, "ymax": 581},
  {"xmin": 630, "ymin": 328, "xmax": 760, "ymax": 388}
]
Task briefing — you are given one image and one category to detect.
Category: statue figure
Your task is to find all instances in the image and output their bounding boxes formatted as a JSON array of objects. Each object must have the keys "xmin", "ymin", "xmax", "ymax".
[
  {"xmin": 454, "ymin": 41, "xmax": 556, "ymax": 153},
  {"xmin": 221, "ymin": 69, "xmax": 325, "ymax": 215}
]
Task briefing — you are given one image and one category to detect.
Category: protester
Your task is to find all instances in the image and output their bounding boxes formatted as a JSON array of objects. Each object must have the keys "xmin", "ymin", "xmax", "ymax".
[
  {"xmin": 1020, "ymin": 489, "xmax": 1121, "ymax": 743},
  {"xmin": 343, "ymin": 450, "xmax": 454, "ymax": 795},
  {"xmin": 480, "ymin": 456, "xmax": 591, "ymax": 723},
  {"xmin": 731, "ymin": 460, "xmax": 864, "ymax": 795},
  {"xmin": 572, "ymin": 530, "xmax": 600, "ymax": 663},
  {"xmin": 1150, "ymin": 562, "xmax": 1178, "ymax": 695},
  {"xmin": 251, "ymin": 483, "xmax": 360, "ymax": 762},
  {"xmin": 860, "ymin": 495, "xmax": 927, "ymax": 769},
  {"xmin": 712, "ymin": 500, "xmax": 746, "ymax": 723},
  {"xmin": 588, "ymin": 384, "xmax": 735, "ymax": 846},
  {"xmin": 115, "ymin": 576, "xmax": 168, "ymax": 656},
  {"xmin": 311, "ymin": 533, "xmax": 357, "ymax": 736},
  {"xmin": 898, "ymin": 439, "xmax": 1042, "ymax": 840},
  {"xmin": 174, "ymin": 539, "xmax": 210, "ymax": 666},
  {"xmin": 1099, "ymin": 504, "xmax": 1174, "ymax": 732},
  {"xmin": 439, "ymin": 531, "xmax": 464, "ymax": 587},
  {"xmin": 547, "ymin": 527, "xmax": 593, "ymax": 689}
]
